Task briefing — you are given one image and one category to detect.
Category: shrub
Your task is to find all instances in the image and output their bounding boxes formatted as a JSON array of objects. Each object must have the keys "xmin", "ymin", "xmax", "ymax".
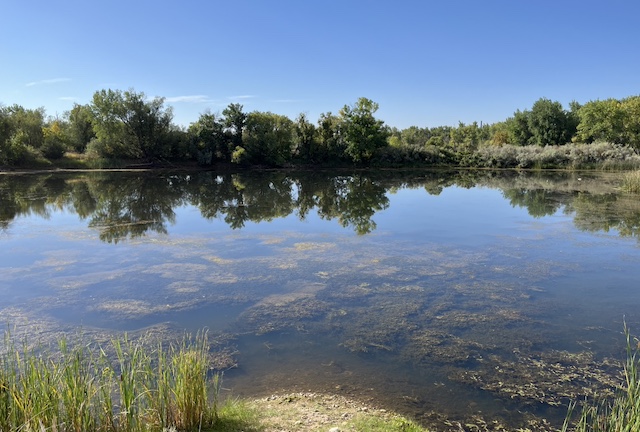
[{"xmin": 41, "ymin": 136, "xmax": 67, "ymax": 159}]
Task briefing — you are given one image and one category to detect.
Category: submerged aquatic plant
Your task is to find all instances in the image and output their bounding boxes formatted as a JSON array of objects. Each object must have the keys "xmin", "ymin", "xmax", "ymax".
[{"xmin": 563, "ymin": 323, "xmax": 640, "ymax": 432}]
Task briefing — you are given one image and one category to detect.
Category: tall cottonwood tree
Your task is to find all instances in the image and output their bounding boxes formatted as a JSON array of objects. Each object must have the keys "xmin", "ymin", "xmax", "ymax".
[
  {"xmin": 527, "ymin": 98, "xmax": 575, "ymax": 146},
  {"xmin": 222, "ymin": 103, "xmax": 247, "ymax": 152},
  {"xmin": 294, "ymin": 113, "xmax": 317, "ymax": 162},
  {"xmin": 339, "ymin": 98, "xmax": 389, "ymax": 163},
  {"xmin": 89, "ymin": 89, "xmax": 173, "ymax": 159},
  {"xmin": 66, "ymin": 103, "xmax": 95, "ymax": 152}
]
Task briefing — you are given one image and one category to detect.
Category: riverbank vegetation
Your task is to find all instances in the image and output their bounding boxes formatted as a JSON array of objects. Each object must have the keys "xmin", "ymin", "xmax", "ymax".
[
  {"xmin": 2, "ymin": 90, "xmax": 640, "ymax": 170},
  {"xmin": 0, "ymin": 331, "xmax": 425, "ymax": 432},
  {"xmin": 0, "ymin": 331, "xmax": 238, "ymax": 431},
  {"xmin": 3, "ymin": 323, "xmax": 639, "ymax": 431}
]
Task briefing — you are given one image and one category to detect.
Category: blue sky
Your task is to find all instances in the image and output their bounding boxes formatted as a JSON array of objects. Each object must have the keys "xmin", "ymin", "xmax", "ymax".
[{"xmin": 1, "ymin": 0, "xmax": 639, "ymax": 129}]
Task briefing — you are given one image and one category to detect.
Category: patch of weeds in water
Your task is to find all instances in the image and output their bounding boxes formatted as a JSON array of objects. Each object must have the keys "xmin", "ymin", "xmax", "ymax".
[
  {"xmin": 204, "ymin": 272, "xmax": 240, "ymax": 284},
  {"xmin": 204, "ymin": 255, "xmax": 234, "ymax": 265},
  {"xmin": 333, "ymin": 297, "xmax": 423, "ymax": 354},
  {"xmin": 451, "ymin": 348, "xmax": 623, "ymax": 407},
  {"xmin": 401, "ymin": 330, "xmax": 489, "ymax": 365},
  {"xmin": 562, "ymin": 324, "xmax": 640, "ymax": 432},
  {"xmin": 431, "ymin": 308, "xmax": 528, "ymax": 331},
  {"xmin": 92, "ymin": 298, "xmax": 209, "ymax": 320},
  {"xmin": 239, "ymin": 293, "xmax": 330, "ymax": 335},
  {"xmin": 290, "ymin": 241, "xmax": 337, "ymax": 252},
  {"xmin": 34, "ymin": 254, "xmax": 78, "ymax": 270},
  {"xmin": 143, "ymin": 262, "xmax": 209, "ymax": 279},
  {"xmin": 270, "ymin": 259, "xmax": 298, "ymax": 269},
  {"xmin": 323, "ymin": 282, "xmax": 374, "ymax": 300},
  {"xmin": 259, "ymin": 235, "xmax": 286, "ymax": 245},
  {"xmin": 49, "ymin": 268, "xmax": 131, "ymax": 290},
  {"xmin": 167, "ymin": 280, "xmax": 203, "ymax": 293}
]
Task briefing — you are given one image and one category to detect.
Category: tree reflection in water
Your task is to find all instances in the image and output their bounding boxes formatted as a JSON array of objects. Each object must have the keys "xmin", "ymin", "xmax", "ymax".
[{"xmin": 1, "ymin": 170, "xmax": 639, "ymax": 241}]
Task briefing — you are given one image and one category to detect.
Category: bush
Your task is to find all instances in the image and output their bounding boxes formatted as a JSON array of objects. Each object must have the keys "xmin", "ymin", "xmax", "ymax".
[
  {"xmin": 474, "ymin": 142, "xmax": 640, "ymax": 170},
  {"xmin": 41, "ymin": 137, "xmax": 67, "ymax": 159}
]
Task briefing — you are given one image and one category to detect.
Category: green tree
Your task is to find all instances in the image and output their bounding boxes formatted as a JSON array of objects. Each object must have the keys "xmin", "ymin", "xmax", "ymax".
[
  {"xmin": 42, "ymin": 120, "xmax": 67, "ymax": 159},
  {"xmin": 0, "ymin": 105, "xmax": 13, "ymax": 164},
  {"xmin": 66, "ymin": 104, "xmax": 95, "ymax": 152},
  {"xmin": 222, "ymin": 103, "xmax": 247, "ymax": 153},
  {"xmin": 339, "ymin": 98, "xmax": 389, "ymax": 163},
  {"xmin": 449, "ymin": 121, "xmax": 489, "ymax": 151},
  {"xmin": 294, "ymin": 113, "xmax": 317, "ymax": 162},
  {"xmin": 575, "ymin": 99, "xmax": 626, "ymax": 145},
  {"xmin": 89, "ymin": 89, "xmax": 174, "ymax": 159},
  {"xmin": 317, "ymin": 112, "xmax": 345, "ymax": 161},
  {"xmin": 242, "ymin": 111, "xmax": 295, "ymax": 166},
  {"xmin": 425, "ymin": 126, "xmax": 452, "ymax": 147},
  {"xmin": 0, "ymin": 104, "xmax": 46, "ymax": 164},
  {"xmin": 489, "ymin": 121, "xmax": 510, "ymax": 145},
  {"xmin": 621, "ymin": 96, "xmax": 640, "ymax": 148},
  {"xmin": 188, "ymin": 112, "xmax": 228, "ymax": 165},
  {"xmin": 6, "ymin": 105, "xmax": 45, "ymax": 149},
  {"xmin": 527, "ymin": 98, "xmax": 575, "ymax": 146},
  {"xmin": 505, "ymin": 110, "xmax": 532, "ymax": 145},
  {"xmin": 399, "ymin": 126, "xmax": 431, "ymax": 148}
]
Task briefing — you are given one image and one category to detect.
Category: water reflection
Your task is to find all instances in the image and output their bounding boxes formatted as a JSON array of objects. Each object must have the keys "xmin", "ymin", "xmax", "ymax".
[{"xmin": 1, "ymin": 170, "xmax": 638, "ymax": 240}]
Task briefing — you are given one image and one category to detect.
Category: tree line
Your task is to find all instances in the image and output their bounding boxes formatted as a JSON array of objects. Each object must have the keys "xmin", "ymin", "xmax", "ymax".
[{"xmin": 2, "ymin": 88, "xmax": 640, "ymax": 168}]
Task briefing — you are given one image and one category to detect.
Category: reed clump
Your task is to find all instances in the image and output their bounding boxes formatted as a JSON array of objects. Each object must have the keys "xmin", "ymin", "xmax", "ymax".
[
  {"xmin": 621, "ymin": 170, "xmax": 640, "ymax": 193},
  {"xmin": 563, "ymin": 323, "xmax": 640, "ymax": 432},
  {"xmin": 0, "ymin": 330, "xmax": 240, "ymax": 432}
]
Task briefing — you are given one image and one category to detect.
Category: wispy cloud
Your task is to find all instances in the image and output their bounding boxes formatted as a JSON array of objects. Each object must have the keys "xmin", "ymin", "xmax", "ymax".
[
  {"xmin": 227, "ymin": 95, "xmax": 256, "ymax": 100},
  {"xmin": 26, "ymin": 78, "xmax": 71, "ymax": 87},
  {"xmin": 59, "ymin": 96, "xmax": 78, "ymax": 101},
  {"xmin": 165, "ymin": 95, "xmax": 212, "ymax": 103}
]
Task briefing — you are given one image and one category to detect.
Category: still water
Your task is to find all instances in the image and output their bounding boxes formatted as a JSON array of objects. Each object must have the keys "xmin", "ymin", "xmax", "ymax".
[{"xmin": 1, "ymin": 169, "xmax": 639, "ymax": 428}]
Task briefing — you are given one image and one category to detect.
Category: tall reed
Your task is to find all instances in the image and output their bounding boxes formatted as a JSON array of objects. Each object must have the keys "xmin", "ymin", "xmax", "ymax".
[
  {"xmin": 0, "ymin": 329, "xmax": 225, "ymax": 432},
  {"xmin": 621, "ymin": 170, "xmax": 640, "ymax": 193}
]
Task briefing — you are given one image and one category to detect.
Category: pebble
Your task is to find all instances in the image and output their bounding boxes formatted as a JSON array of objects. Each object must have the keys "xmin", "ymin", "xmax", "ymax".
[{"xmin": 328, "ymin": 428, "xmax": 341, "ymax": 432}]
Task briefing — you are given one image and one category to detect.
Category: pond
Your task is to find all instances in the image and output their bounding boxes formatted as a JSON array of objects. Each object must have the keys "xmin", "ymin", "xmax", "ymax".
[{"xmin": 1, "ymin": 169, "xmax": 639, "ymax": 430}]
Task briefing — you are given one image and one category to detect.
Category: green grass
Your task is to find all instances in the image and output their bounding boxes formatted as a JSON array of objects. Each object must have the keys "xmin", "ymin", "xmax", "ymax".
[
  {"xmin": 563, "ymin": 323, "xmax": 640, "ymax": 432},
  {"xmin": 0, "ymin": 330, "xmax": 255, "ymax": 432},
  {"xmin": 347, "ymin": 414, "xmax": 427, "ymax": 431}
]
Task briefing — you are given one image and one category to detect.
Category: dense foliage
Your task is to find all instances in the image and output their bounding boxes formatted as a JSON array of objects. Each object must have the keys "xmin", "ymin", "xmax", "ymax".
[{"xmin": 2, "ymin": 89, "xmax": 640, "ymax": 168}]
